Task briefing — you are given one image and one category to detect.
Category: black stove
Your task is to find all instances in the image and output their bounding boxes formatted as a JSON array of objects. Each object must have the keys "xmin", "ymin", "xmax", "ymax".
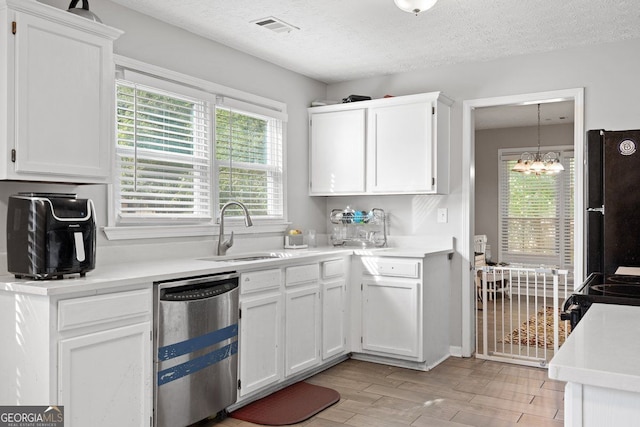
[{"xmin": 561, "ymin": 273, "xmax": 640, "ymax": 328}]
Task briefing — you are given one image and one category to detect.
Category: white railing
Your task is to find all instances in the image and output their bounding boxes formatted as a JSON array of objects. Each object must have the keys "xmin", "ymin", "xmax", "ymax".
[{"xmin": 475, "ymin": 266, "xmax": 571, "ymax": 368}]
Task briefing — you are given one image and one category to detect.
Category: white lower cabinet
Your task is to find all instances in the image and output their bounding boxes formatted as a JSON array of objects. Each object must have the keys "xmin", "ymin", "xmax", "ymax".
[
  {"xmin": 322, "ymin": 279, "xmax": 347, "ymax": 359},
  {"xmin": 238, "ymin": 293, "xmax": 283, "ymax": 397},
  {"xmin": 238, "ymin": 269, "xmax": 283, "ymax": 398},
  {"xmin": 56, "ymin": 288, "xmax": 152, "ymax": 427},
  {"xmin": 284, "ymin": 264, "xmax": 321, "ymax": 377},
  {"xmin": 362, "ymin": 278, "xmax": 421, "ymax": 359},
  {"xmin": 0, "ymin": 285, "xmax": 153, "ymax": 427},
  {"xmin": 236, "ymin": 258, "xmax": 350, "ymax": 402},
  {"xmin": 355, "ymin": 254, "xmax": 451, "ymax": 370},
  {"xmin": 321, "ymin": 259, "xmax": 347, "ymax": 360},
  {"xmin": 58, "ymin": 322, "xmax": 151, "ymax": 427},
  {"xmin": 285, "ymin": 285, "xmax": 321, "ymax": 376}
]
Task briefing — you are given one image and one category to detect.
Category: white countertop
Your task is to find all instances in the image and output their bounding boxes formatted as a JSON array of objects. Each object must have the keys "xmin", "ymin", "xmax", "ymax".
[
  {"xmin": 548, "ymin": 303, "xmax": 640, "ymax": 393},
  {"xmin": 0, "ymin": 244, "xmax": 454, "ymax": 296}
]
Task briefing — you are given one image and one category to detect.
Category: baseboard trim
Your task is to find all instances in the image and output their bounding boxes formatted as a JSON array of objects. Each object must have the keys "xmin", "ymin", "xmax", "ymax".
[{"xmin": 449, "ymin": 346, "xmax": 464, "ymax": 357}]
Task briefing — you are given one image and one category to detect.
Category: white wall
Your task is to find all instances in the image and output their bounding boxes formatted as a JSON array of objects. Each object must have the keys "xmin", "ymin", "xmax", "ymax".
[
  {"xmin": 0, "ymin": 0, "xmax": 329, "ymax": 263},
  {"xmin": 326, "ymin": 38, "xmax": 640, "ymax": 348},
  {"xmin": 475, "ymin": 123, "xmax": 574, "ymax": 254},
  {"xmin": 14, "ymin": 1, "xmax": 640, "ymax": 350}
]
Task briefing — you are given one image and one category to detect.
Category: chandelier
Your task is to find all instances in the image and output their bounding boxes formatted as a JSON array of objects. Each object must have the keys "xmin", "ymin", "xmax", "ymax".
[
  {"xmin": 512, "ymin": 104, "xmax": 565, "ymax": 175},
  {"xmin": 394, "ymin": 0, "xmax": 438, "ymax": 15}
]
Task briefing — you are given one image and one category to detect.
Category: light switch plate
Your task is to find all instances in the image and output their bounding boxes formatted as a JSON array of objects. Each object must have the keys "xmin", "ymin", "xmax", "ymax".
[{"xmin": 437, "ymin": 208, "xmax": 448, "ymax": 223}]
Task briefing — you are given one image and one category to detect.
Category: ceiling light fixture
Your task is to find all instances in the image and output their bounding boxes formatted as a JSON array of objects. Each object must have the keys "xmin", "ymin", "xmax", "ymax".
[
  {"xmin": 394, "ymin": 0, "xmax": 438, "ymax": 15},
  {"xmin": 512, "ymin": 104, "xmax": 565, "ymax": 175}
]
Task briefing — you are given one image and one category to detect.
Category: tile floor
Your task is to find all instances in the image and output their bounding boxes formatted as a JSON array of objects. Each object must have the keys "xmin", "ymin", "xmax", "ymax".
[{"xmin": 202, "ymin": 356, "xmax": 564, "ymax": 427}]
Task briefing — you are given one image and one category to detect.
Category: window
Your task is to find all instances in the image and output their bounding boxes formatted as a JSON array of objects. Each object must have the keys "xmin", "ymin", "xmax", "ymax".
[
  {"xmin": 498, "ymin": 148, "xmax": 574, "ymax": 268},
  {"xmin": 115, "ymin": 80, "xmax": 213, "ymax": 223},
  {"xmin": 113, "ymin": 69, "xmax": 285, "ymax": 232},
  {"xmin": 215, "ymin": 103, "xmax": 284, "ymax": 219}
]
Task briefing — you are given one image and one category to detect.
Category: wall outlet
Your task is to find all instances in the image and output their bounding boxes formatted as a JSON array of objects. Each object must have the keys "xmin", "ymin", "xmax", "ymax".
[{"xmin": 437, "ymin": 208, "xmax": 448, "ymax": 223}]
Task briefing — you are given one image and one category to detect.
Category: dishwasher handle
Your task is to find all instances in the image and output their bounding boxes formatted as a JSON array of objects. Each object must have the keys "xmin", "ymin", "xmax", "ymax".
[{"xmin": 161, "ymin": 280, "xmax": 238, "ymax": 301}]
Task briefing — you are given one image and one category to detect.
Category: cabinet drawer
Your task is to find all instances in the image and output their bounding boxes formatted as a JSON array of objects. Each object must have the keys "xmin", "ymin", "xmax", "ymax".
[
  {"xmin": 322, "ymin": 259, "xmax": 345, "ymax": 279},
  {"xmin": 58, "ymin": 288, "xmax": 151, "ymax": 331},
  {"xmin": 241, "ymin": 269, "xmax": 282, "ymax": 294},
  {"xmin": 286, "ymin": 264, "xmax": 319, "ymax": 286},
  {"xmin": 363, "ymin": 258, "xmax": 421, "ymax": 278}
]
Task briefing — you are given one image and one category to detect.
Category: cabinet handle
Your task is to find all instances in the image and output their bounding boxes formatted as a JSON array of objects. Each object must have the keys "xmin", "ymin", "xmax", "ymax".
[
  {"xmin": 11, "ymin": 149, "xmax": 15, "ymax": 163},
  {"xmin": 12, "ymin": 21, "xmax": 17, "ymax": 35}
]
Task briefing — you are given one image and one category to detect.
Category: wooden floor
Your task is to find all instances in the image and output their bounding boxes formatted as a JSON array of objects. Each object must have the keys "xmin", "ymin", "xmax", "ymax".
[{"xmin": 202, "ymin": 356, "xmax": 564, "ymax": 427}]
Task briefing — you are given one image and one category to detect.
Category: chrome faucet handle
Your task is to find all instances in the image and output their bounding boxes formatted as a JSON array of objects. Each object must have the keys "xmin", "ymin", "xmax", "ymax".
[
  {"xmin": 225, "ymin": 231, "xmax": 234, "ymax": 248},
  {"xmin": 217, "ymin": 232, "xmax": 234, "ymax": 256}
]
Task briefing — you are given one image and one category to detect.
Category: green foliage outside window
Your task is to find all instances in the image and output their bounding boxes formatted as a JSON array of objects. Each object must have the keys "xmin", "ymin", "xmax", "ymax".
[
  {"xmin": 116, "ymin": 79, "xmax": 283, "ymax": 222},
  {"xmin": 501, "ymin": 157, "xmax": 574, "ymax": 268},
  {"xmin": 215, "ymin": 108, "xmax": 277, "ymax": 217},
  {"xmin": 116, "ymin": 82, "xmax": 210, "ymax": 218}
]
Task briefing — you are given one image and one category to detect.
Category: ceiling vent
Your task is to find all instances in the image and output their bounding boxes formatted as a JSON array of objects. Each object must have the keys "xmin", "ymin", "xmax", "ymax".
[{"xmin": 252, "ymin": 16, "xmax": 299, "ymax": 34}]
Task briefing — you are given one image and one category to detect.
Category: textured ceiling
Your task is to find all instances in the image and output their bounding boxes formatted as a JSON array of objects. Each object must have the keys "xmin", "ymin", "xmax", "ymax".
[{"xmin": 108, "ymin": 0, "xmax": 640, "ymax": 84}]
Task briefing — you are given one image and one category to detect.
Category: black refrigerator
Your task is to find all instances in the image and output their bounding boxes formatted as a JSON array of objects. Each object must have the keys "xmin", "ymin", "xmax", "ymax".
[
  {"xmin": 561, "ymin": 129, "xmax": 640, "ymax": 328},
  {"xmin": 586, "ymin": 129, "xmax": 640, "ymax": 275}
]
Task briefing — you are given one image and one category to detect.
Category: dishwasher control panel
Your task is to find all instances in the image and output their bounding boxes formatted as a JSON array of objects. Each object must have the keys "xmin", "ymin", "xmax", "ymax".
[{"xmin": 161, "ymin": 281, "xmax": 238, "ymax": 301}]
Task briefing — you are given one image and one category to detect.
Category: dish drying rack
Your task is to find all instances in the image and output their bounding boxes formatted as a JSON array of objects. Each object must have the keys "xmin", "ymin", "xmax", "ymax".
[{"xmin": 330, "ymin": 207, "xmax": 387, "ymax": 248}]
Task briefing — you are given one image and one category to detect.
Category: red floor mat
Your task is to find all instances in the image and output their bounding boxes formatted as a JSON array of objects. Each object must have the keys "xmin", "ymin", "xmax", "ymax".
[{"xmin": 230, "ymin": 382, "xmax": 340, "ymax": 425}]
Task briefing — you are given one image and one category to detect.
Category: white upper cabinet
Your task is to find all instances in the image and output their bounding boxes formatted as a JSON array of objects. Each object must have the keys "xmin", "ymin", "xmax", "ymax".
[
  {"xmin": 309, "ymin": 108, "xmax": 366, "ymax": 194},
  {"xmin": 0, "ymin": 0, "xmax": 122, "ymax": 183},
  {"xmin": 308, "ymin": 92, "xmax": 451, "ymax": 195},
  {"xmin": 370, "ymin": 102, "xmax": 433, "ymax": 193}
]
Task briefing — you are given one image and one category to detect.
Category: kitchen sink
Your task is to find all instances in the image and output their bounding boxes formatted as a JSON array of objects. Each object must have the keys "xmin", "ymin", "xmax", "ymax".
[{"xmin": 198, "ymin": 252, "xmax": 295, "ymax": 262}]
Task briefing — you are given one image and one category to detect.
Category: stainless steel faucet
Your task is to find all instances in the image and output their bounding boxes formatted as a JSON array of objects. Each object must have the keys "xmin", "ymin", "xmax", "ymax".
[{"xmin": 217, "ymin": 201, "xmax": 253, "ymax": 255}]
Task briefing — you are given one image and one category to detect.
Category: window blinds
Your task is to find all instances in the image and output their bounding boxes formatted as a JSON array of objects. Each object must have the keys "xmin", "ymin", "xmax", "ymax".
[
  {"xmin": 215, "ymin": 105, "xmax": 284, "ymax": 219},
  {"xmin": 498, "ymin": 149, "xmax": 574, "ymax": 268},
  {"xmin": 115, "ymin": 80, "xmax": 212, "ymax": 222},
  {"xmin": 115, "ymin": 70, "xmax": 285, "ymax": 226}
]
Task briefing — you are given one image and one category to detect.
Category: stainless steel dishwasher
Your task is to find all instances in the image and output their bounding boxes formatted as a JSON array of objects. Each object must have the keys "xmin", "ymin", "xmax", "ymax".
[{"xmin": 154, "ymin": 272, "xmax": 239, "ymax": 427}]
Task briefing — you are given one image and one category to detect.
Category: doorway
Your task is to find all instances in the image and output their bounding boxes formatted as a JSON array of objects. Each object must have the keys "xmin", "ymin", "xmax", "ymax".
[{"xmin": 460, "ymin": 88, "xmax": 585, "ymax": 358}]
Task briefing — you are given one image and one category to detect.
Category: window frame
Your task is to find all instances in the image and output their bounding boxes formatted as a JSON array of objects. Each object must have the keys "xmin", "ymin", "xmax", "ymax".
[
  {"xmin": 104, "ymin": 56, "xmax": 289, "ymax": 241},
  {"xmin": 214, "ymin": 99, "xmax": 285, "ymax": 222},
  {"xmin": 497, "ymin": 146, "xmax": 574, "ymax": 269},
  {"xmin": 114, "ymin": 75, "xmax": 216, "ymax": 225}
]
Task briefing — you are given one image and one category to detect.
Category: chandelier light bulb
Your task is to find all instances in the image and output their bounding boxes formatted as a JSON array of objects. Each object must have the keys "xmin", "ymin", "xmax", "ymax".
[
  {"xmin": 512, "ymin": 104, "xmax": 565, "ymax": 176},
  {"xmin": 512, "ymin": 159, "xmax": 527, "ymax": 172},
  {"xmin": 530, "ymin": 160, "xmax": 545, "ymax": 172},
  {"xmin": 394, "ymin": 0, "xmax": 438, "ymax": 15}
]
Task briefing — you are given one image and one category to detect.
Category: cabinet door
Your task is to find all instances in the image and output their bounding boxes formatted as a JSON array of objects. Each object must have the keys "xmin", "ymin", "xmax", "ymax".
[
  {"xmin": 13, "ymin": 12, "xmax": 112, "ymax": 181},
  {"xmin": 285, "ymin": 286, "xmax": 321, "ymax": 376},
  {"xmin": 309, "ymin": 109, "xmax": 366, "ymax": 194},
  {"xmin": 362, "ymin": 277, "xmax": 422, "ymax": 359},
  {"xmin": 58, "ymin": 322, "xmax": 152, "ymax": 427},
  {"xmin": 322, "ymin": 279, "xmax": 347, "ymax": 359},
  {"xmin": 239, "ymin": 293, "xmax": 283, "ymax": 397},
  {"xmin": 370, "ymin": 102, "xmax": 434, "ymax": 193}
]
